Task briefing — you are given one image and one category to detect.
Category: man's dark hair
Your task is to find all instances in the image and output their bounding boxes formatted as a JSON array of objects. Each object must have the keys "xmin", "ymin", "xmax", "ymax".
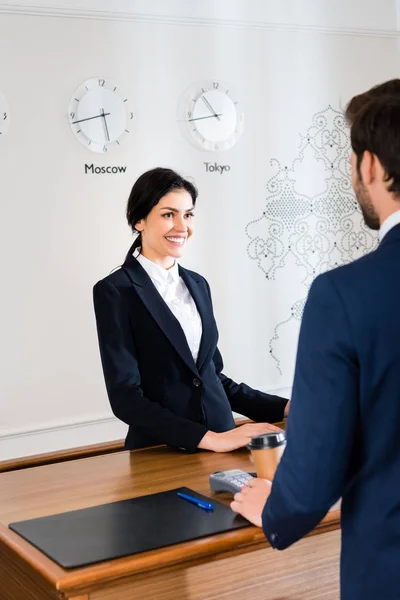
[
  {"xmin": 345, "ymin": 79, "xmax": 400, "ymax": 126},
  {"xmin": 346, "ymin": 94, "xmax": 400, "ymax": 196}
]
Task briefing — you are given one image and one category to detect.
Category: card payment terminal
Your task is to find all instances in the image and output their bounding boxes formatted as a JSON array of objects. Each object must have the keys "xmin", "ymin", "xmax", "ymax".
[{"xmin": 209, "ymin": 470, "xmax": 256, "ymax": 495}]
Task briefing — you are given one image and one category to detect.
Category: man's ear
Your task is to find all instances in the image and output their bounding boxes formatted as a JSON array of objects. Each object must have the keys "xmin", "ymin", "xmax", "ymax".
[
  {"xmin": 371, "ymin": 153, "xmax": 387, "ymax": 186},
  {"xmin": 359, "ymin": 151, "xmax": 374, "ymax": 185}
]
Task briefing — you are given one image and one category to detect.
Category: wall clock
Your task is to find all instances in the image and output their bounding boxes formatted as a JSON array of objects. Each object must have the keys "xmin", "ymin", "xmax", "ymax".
[
  {"xmin": 177, "ymin": 80, "xmax": 244, "ymax": 151},
  {"xmin": 68, "ymin": 77, "xmax": 134, "ymax": 153},
  {"xmin": 0, "ymin": 90, "xmax": 10, "ymax": 137}
]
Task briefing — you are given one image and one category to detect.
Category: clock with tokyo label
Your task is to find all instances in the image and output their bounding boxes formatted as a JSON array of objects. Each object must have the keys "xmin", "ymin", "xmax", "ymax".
[
  {"xmin": 178, "ymin": 80, "xmax": 244, "ymax": 151},
  {"xmin": 0, "ymin": 90, "xmax": 10, "ymax": 137},
  {"xmin": 68, "ymin": 77, "xmax": 134, "ymax": 153}
]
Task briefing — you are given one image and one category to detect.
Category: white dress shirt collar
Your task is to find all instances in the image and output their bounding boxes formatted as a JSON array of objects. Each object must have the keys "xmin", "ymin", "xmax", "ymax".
[
  {"xmin": 379, "ymin": 210, "xmax": 400, "ymax": 242},
  {"xmin": 135, "ymin": 251, "xmax": 180, "ymax": 286}
]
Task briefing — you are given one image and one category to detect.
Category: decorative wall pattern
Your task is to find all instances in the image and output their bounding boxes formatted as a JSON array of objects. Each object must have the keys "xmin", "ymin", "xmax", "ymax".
[
  {"xmin": 1, "ymin": 0, "xmax": 396, "ymax": 458},
  {"xmin": 246, "ymin": 106, "xmax": 378, "ymax": 375}
]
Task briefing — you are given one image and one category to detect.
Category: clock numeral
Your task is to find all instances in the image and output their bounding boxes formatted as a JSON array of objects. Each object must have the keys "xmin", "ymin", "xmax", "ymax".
[
  {"xmin": 214, "ymin": 144, "xmax": 219, "ymax": 150},
  {"xmin": 70, "ymin": 112, "xmax": 75, "ymax": 120},
  {"xmin": 3, "ymin": 112, "xmax": 7, "ymax": 120},
  {"xmin": 103, "ymin": 144, "xmax": 108, "ymax": 152},
  {"xmin": 130, "ymin": 112, "xmax": 134, "ymax": 120},
  {"xmin": 98, "ymin": 79, "xmax": 105, "ymax": 87},
  {"xmin": 213, "ymin": 82, "xmax": 219, "ymax": 89},
  {"xmin": 187, "ymin": 111, "xmax": 192, "ymax": 118}
]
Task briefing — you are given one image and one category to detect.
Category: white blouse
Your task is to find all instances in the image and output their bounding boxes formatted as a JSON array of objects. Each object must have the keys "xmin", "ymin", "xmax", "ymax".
[{"xmin": 135, "ymin": 252, "xmax": 203, "ymax": 362}]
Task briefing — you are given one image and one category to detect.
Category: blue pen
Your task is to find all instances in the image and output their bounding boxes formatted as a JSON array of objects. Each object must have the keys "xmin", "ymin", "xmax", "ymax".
[{"xmin": 177, "ymin": 492, "xmax": 214, "ymax": 511}]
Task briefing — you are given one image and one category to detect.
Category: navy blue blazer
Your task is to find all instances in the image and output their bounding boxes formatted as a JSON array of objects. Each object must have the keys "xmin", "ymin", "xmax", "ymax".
[
  {"xmin": 93, "ymin": 256, "xmax": 288, "ymax": 452},
  {"xmin": 263, "ymin": 223, "xmax": 400, "ymax": 600}
]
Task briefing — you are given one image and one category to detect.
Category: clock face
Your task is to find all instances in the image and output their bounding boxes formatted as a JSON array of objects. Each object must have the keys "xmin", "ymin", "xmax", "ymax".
[
  {"xmin": 68, "ymin": 78, "xmax": 134, "ymax": 153},
  {"xmin": 0, "ymin": 90, "xmax": 10, "ymax": 137},
  {"xmin": 178, "ymin": 80, "xmax": 244, "ymax": 151}
]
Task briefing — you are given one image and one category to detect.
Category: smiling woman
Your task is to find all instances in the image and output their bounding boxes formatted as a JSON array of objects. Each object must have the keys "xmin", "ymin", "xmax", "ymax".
[
  {"xmin": 134, "ymin": 189, "xmax": 195, "ymax": 267},
  {"xmin": 93, "ymin": 168, "xmax": 289, "ymax": 454}
]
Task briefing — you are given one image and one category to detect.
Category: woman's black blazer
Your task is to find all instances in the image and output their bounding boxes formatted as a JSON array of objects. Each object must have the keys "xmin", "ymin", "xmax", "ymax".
[{"xmin": 93, "ymin": 256, "xmax": 287, "ymax": 452}]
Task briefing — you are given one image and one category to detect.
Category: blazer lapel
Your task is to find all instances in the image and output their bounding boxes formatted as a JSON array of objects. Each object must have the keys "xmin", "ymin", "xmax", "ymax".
[
  {"xmin": 179, "ymin": 266, "xmax": 218, "ymax": 373},
  {"xmin": 122, "ymin": 257, "xmax": 199, "ymax": 376}
]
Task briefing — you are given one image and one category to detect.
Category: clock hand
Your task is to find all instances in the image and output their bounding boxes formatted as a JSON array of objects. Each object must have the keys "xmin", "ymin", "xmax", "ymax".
[
  {"xmin": 101, "ymin": 108, "xmax": 110, "ymax": 142},
  {"xmin": 201, "ymin": 96, "xmax": 221, "ymax": 121},
  {"xmin": 71, "ymin": 112, "xmax": 110, "ymax": 125},
  {"xmin": 188, "ymin": 114, "xmax": 222, "ymax": 122}
]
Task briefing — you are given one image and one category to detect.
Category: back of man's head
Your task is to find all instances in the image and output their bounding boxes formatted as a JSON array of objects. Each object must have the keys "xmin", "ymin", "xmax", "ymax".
[
  {"xmin": 347, "ymin": 93, "xmax": 400, "ymax": 197},
  {"xmin": 346, "ymin": 79, "xmax": 400, "ymax": 126}
]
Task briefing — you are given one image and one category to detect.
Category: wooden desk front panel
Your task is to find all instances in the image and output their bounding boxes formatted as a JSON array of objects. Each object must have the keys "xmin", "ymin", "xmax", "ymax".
[{"xmin": 89, "ymin": 530, "xmax": 340, "ymax": 600}]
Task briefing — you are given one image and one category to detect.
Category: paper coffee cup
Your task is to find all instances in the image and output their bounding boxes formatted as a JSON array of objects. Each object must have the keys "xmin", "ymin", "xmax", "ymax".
[{"xmin": 247, "ymin": 432, "xmax": 286, "ymax": 480}]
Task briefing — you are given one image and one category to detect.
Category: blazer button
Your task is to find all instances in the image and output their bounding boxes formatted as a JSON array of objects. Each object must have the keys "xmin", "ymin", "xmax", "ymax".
[{"xmin": 192, "ymin": 377, "xmax": 201, "ymax": 387}]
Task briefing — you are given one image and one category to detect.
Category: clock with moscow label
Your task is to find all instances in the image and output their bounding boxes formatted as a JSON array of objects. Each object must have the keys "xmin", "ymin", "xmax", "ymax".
[
  {"xmin": 0, "ymin": 90, "xmax": 10, "ymax": 137},
  {"xmin": 68, "ymin": 77, "xmax": 134, "ymax": 153},
  {"xmin": 178, "ymin": 80, "xmax": 244, "ymax": 151}
]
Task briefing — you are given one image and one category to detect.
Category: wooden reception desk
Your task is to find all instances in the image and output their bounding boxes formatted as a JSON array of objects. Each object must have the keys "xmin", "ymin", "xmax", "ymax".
[{"xmin": 0, "ymin": 445, "xmax": 341, "ymax": 600}]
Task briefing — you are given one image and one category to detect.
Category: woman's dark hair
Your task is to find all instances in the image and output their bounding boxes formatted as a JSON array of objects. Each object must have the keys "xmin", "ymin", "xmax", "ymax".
[
  {"xmin": 125, "ymin": 167, "xmax": 198, "ymax": 261},
  {"xmin": 346, "ymin": 95, "xmax": 400, "ymax": 196}
]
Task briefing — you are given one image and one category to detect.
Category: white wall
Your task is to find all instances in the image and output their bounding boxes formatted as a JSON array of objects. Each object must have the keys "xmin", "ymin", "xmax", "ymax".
[{"xmin": 1, "ymin": 0, "xmax": 399, "ymax": 459}]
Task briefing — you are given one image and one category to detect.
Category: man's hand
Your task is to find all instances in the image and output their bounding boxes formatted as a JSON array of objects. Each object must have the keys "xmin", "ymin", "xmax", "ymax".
[{"xmin": 230, "ymin": 477, "xmax": 272, "ymax": 527}]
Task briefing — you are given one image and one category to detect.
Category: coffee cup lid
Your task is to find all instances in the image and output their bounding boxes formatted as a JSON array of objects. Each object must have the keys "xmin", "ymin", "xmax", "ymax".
[{"xmin": 247, "ymin": 431, "xmax": 286, "ymax": 450}]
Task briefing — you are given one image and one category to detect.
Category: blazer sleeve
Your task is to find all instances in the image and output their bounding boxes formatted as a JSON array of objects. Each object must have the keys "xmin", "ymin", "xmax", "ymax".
[
  {"xmin": 212, "ymin": 347, "xmax": 288, "ymax": 424},
  {"xmin": 262, "ymin": 273, "xmax": 359, "ymax": 550},
  {"xmin": 202, "ymin": 278, "xmax": 288, "ymax": 423},
  {"xmin": 93, "ymin": 279, "xmax": 207, "ymax": 452}
]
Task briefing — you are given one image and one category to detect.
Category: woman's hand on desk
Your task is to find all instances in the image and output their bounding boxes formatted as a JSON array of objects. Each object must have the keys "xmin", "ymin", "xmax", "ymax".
[
  {"xmin": 284, "ymin": 400, "xmax": 290, "ymax": 418},
  {"xmin": 197, "ymin": 422, "xmax": 282, "ymax": 453}
]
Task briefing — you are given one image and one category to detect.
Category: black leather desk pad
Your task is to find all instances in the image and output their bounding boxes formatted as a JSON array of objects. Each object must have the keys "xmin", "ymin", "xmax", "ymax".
[{"xmin": 9, "ymin": 487, "xmax": 250, "ymax": 568}]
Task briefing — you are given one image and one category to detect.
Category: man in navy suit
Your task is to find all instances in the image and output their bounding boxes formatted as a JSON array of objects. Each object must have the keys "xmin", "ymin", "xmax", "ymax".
[{"xmin": 231, "ymin": 81, "xmax": 400, "ymax": 599}]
